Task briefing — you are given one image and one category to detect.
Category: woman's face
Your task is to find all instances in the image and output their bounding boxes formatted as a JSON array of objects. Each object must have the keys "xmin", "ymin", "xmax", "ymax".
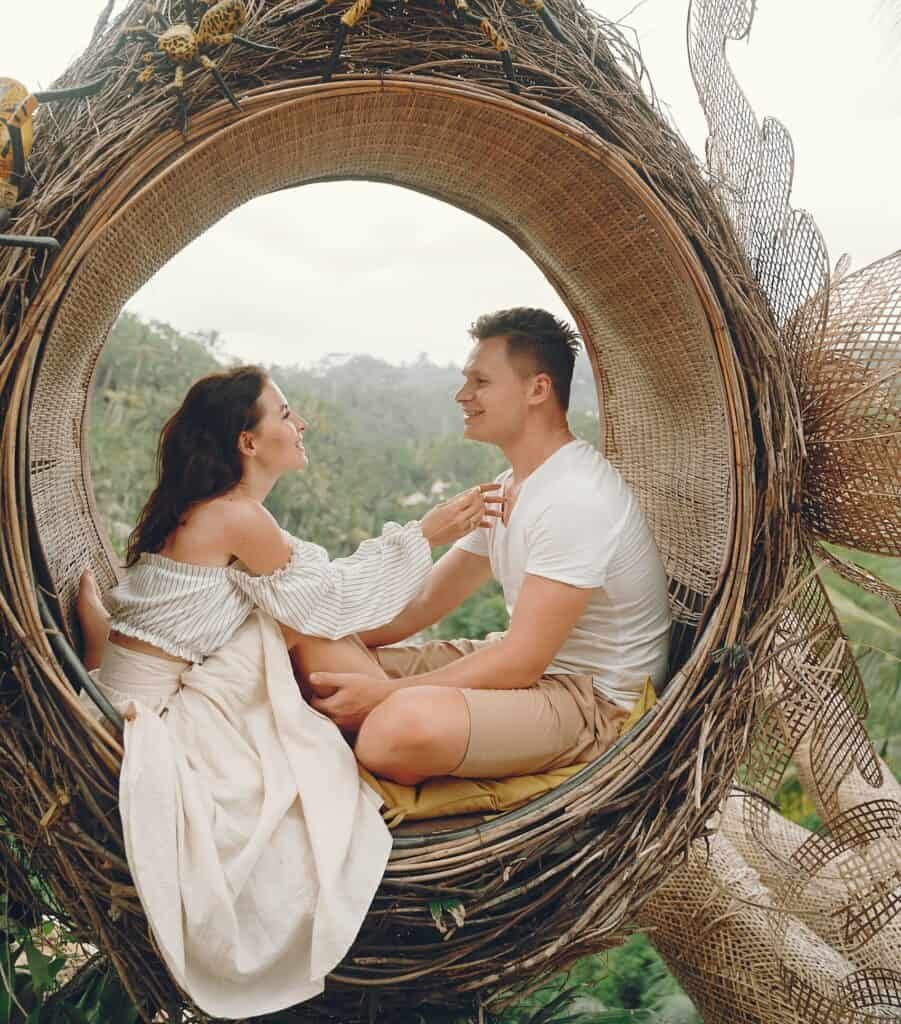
[{"xmin": 242, "ymin": 379, "xmax": 307, "ymax": 474}]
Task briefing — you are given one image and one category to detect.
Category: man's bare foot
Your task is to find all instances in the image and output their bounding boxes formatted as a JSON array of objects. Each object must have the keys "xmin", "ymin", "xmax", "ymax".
[{"xmin": 76, "ymin": 569, "xmax": 110, "ymax": 671}]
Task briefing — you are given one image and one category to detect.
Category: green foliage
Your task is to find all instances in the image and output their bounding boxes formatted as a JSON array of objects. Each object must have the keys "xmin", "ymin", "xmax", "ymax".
[
  {"xmin": 0, "ymin": 895, "xmax": 137, "ymax": 1024},
  {"xmin": 88, "ymin": 313, "xmax": 222, "ymax": 552},
  {"xmin": 774, "ymin": 547, "xmax": 900, "ymax": 830},
  {"xmin": 336, "ymin": 941, "xmax": 697, "ymax": 1024},
  {"xmin": 775, "ymin": 774, "xmax": 822, "ymax": 832},
  {"xmin": 427, "ymin": 580, "xmax": 509, "ymax": 641},
  {"xmin": 494, "ymin": 935, "xmax": 701, "ymax": 1024},
  {"xmin": 89, "ymin": 313, "xmax": 604, "ymax": 563},
  {"xmin": 820, "ymin": 547, "xmax": 900, "ymax": 776}
]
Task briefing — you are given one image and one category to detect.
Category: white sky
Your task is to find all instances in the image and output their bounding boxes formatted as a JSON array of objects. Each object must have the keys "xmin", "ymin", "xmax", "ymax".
[{"xmin": 3, "ymin": 0, "xmax": 899, "ymax": 367}]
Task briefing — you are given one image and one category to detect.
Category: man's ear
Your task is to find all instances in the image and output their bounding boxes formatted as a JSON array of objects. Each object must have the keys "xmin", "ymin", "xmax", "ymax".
[{"xmin": 527, "ymin": 372, "xmax": 553, "ymax": 406}]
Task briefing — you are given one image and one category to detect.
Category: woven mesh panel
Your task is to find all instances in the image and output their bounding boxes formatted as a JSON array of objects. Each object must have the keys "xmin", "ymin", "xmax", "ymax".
[{"xmin": 800, "ymin": 251, "xmax": 901, "ymax": 554}]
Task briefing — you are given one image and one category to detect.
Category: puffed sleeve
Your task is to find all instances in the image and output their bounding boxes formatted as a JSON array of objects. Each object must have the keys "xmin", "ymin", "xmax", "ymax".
[{"xmin": 227, "ymin": 521, "xmax": 432, "ymax": 639}]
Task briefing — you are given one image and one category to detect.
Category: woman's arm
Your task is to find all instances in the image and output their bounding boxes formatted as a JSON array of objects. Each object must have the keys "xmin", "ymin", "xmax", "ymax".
[
  {"xmin": 227, "ymin": 502, "xmax": 432, "ymax": 639},
  {"xmin": 224, "ymin": 491, "xmax": 499, "ymax": 640}
]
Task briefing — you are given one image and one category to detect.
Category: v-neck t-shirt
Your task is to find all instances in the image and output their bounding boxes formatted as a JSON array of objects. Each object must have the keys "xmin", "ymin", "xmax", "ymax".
[{"xmin": 455, "ymin": 440, "xmax": 671, "ymax": 708}]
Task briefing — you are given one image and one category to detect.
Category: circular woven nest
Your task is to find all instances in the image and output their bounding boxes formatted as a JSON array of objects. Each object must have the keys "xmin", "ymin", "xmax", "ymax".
[{"xmin": 1, "ymin": 1, "xmax": 897, "ymax": 1021}]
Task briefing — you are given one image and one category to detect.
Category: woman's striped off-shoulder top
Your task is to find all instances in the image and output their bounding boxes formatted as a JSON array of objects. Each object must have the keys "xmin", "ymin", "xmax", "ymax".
[{"xmin": 107, "ymin": 521, "xmax": 431, "ymax": 662}]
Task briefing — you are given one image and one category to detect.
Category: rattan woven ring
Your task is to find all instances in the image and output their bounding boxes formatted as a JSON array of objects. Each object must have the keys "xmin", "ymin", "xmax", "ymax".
[
  {"xmin": 0, "ymin": 0, "xmax": 831, "ymax": 1018},
  {"xmin": 13, "ymin": 74, "xmax": 757, "ymax": 1016}
]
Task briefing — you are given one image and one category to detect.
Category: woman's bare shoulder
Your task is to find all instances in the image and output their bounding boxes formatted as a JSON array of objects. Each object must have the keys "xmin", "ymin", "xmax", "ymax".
[
  {"xmin": 211, "ymin": 496, "xmax": 292, "ymax": 574},
  {"xmin": 204, "ymin": 493, "xmax": 277, "ymax": 531}
]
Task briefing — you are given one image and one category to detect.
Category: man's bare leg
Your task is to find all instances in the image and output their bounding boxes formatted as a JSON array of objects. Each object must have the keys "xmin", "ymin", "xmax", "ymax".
[
  {"xmin": 292, "ymin": 636, "xmax": 473, "ymax": 784},
  {"xmin": 354, "ymin": 685, "xmax": 470, "ymax": 785},
  {"xmin": 76, "ymin": 570, "xmax": 111, "ymax": 671}
]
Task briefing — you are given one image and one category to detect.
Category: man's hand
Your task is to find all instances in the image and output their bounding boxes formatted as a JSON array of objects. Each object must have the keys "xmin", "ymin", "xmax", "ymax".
[
  {"xmin": 308, "ymin": 671, "xmax": 396, "ymax": 731},
  {"xmin": 367, "ymin": 574, "xmax": 596, "ymax": 693}
]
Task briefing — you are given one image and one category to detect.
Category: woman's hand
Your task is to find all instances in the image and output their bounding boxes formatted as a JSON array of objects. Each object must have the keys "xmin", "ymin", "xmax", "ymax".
[{"xmin": 419, "ymin": 483, "xmax": 505, "ymax": 548}]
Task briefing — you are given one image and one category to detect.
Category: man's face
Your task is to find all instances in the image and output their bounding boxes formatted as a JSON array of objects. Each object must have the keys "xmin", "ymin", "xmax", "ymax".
[{"xmin": 455, "ymin": 336, "xmax": 532, "ymax": 446}]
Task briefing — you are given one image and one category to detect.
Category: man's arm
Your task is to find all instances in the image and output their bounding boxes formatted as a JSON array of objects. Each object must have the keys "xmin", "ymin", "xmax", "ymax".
[
  {"xmin": 308, "ymin": 572, "xmax": 592, "ymax": 728},
  {"xmin": 391, "ymin": 572, "xmax": 593, "ymax": 690},
  {"xmin": 357, "ymin": 547, "xmax": 492, "ymax": 647}
]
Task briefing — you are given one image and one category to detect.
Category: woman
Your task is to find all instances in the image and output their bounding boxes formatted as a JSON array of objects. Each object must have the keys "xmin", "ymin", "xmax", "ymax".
[{"xmin": 76, "ymin": 364, "xmax": 500, "ymax": 1019}]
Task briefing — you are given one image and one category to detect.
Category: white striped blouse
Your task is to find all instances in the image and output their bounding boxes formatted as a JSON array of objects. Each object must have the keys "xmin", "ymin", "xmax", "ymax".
[{"xmin": 107, "ymin": 521, "xmax": 431, "ymax": 662}]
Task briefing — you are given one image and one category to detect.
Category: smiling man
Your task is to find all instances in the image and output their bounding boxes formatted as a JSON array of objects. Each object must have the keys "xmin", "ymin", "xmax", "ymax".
[{"xmin": 308, "ymin": 308, "xmax": 671, "ymax": 784}]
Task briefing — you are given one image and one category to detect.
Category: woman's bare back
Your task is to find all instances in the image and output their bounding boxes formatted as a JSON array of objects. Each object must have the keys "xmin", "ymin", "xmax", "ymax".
[
  {"xmin": 107, "ymin": 495, "xmax": 261, "ymax": 661},
  {"xmin": 157, "ymin": 494, "xmax": 249, "ymax": 567}
]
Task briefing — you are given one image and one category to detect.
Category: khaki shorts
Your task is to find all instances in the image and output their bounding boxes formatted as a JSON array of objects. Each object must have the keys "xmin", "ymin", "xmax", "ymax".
[{"xmin": 371, "ymin": 637, "xmax": 628, "ymax": 778}]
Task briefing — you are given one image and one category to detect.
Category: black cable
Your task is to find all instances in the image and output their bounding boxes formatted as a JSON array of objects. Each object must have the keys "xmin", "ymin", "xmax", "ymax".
[{"xmin": 37, "ymin": 590, "xmax": 123, "ymax": 731}]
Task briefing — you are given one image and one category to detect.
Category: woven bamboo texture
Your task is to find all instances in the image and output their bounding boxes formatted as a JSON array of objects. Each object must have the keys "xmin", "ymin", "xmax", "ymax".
[{"xmin": 0, "ymin": 0, "xmax": 898, "ymax": 1020}]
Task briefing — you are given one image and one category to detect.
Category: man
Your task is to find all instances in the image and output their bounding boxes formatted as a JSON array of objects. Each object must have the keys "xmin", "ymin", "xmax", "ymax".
[{"xmin": 309, "ymin": 308, "xmax": 671, "ymax": 785}]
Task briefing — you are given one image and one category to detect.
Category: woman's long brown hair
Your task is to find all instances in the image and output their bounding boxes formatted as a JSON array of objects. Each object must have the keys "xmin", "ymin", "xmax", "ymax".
[{"xmin": 125, "ymin": 365, "xmax": 268, "ymax": 566}]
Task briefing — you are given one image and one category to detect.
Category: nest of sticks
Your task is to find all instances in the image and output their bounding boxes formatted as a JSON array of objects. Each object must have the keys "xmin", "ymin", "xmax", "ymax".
[{"xmin": 0, "ymin": 0, "xmax": 841, "ymax": 1019}]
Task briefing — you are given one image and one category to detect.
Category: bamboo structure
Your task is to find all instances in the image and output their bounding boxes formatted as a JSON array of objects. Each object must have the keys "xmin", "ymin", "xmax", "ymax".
[{"xmin": 0, "ymin": 0, "xmax": 898, "ymax": 1020}]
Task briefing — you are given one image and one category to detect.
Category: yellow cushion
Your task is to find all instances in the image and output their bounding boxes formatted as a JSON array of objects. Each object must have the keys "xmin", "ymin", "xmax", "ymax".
[
  {"xmin": 362, "ymin": 678, "xmax": 657, "ymax": 826},
  {"xmin": 619, "ymin": 676, "xmax": 657, "ymax": 734}
]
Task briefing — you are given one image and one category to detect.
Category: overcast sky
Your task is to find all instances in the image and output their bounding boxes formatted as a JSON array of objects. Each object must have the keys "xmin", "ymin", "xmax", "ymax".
[{"xmin": 3, "ymin": 0, "xmax": 898, "ymax": 367}]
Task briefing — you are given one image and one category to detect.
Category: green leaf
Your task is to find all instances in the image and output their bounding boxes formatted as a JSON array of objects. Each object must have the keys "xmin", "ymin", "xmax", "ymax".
[
  {"xmin": 446, "ymin": 899, "xmax": 466, "ymax": 929},
  {"xmin": 95, "ymin": 972, "xmax": 139, "ymax": 1023},
  {"xmin": 428, "ymin": 898, "xmax": 466, "ymax": 938},
  {"xmin": 21, "ymin": 932, "xmax": 55, "ymax": 998},
  {"xmin": 46, "ymin": 959, "xmax": 67, "ymax": 981},
  {"xmin": 428, "ymin": 900, "xmax": 447, "ymax": 933}
]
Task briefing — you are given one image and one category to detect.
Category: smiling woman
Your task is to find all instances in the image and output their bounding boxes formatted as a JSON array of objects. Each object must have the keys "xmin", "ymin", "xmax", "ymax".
[
  {"xmin": 119, "ymin": 371, "xmax": 307, "ymax": 567},
  {"xmin": 74, "ymin": 351, "xmax": 506, "ymax": 1017},
  {"xmin": 84, "ymin": 178, "xmax": 596, "ymax": 571}
]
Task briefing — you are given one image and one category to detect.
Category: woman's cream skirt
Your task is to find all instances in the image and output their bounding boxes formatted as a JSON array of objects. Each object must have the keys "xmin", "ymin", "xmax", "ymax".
[{"xmin": 85, "ymin": 611, "xmax": 391, "ymax": 1019}]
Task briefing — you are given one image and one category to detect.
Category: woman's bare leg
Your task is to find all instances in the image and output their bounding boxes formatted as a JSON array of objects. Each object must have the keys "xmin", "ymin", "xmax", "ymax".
[
  {"xmin": 75, "ymin": 570, "xmax": 111, "ymax": 671},
  {"xmin": 282, "ymin": 630, "xmax": 388, "ymax": 707}
]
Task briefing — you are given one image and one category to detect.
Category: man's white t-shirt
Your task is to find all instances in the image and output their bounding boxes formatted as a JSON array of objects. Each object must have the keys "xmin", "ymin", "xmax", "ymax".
[{"xmin": 455, "ymin": 439, "xmax": 671, "ymax": 709}]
